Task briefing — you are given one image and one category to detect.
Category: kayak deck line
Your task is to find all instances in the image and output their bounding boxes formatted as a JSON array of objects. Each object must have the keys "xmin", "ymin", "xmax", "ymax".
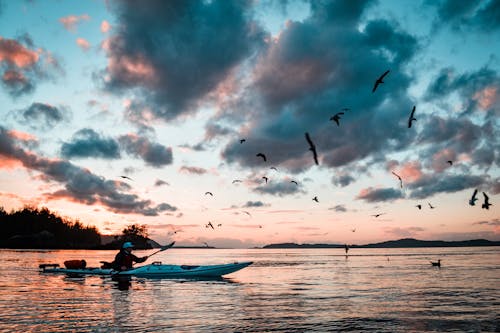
[{"xmin": 39, "ymin": 261, "xmax": 253, "ymax": 278}]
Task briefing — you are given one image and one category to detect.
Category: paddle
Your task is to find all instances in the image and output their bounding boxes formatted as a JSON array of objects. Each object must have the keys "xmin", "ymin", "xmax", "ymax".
[{"xmin": 143, "ymin": 241, "xmax": 176, "ymax": 261}]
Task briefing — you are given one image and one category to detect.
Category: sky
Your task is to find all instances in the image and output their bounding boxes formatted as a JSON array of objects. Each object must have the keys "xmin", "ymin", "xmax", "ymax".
[{"xmin": 0, "ymin": 0, "xmax": 499, "ymax": 248}]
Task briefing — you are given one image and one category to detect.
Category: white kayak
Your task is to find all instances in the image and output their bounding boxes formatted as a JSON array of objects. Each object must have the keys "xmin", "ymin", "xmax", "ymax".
[{"xmin": 39, "ymin": 261, "xmax": 253, "ymax": 278}]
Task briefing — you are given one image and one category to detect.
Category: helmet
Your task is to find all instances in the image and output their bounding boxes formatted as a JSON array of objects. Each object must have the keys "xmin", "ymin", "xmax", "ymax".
[{"xmin": 122, "ymin": 242, "xmax": 134, "ymax": 249}]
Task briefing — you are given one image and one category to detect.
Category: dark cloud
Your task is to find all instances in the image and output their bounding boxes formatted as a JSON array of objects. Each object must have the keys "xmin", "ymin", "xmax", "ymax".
[
  {"xmin": 332, "ymin": 174, "xmax": 355, "ymax": 187},
  {"xmin": 424, "ymin": 67, "xmax": 500, "ymax": 115},
  {"xmin": 329, "ymin": 204, "xmax": 347, "ymax": 212},
  {"xmin": 0, "ymin": 35, "xmax": 63, "ymax": 97},
  {"xmin": 101, "ymin": 0, "xmax": 265, "ymax": 121},
  {"xmin": 408, "ymin": 174, "xmax": 485, "ymax": 199},
  {"xmin": 472, "ymin": 218, "xmax": 500, "ymax": 226},
  {"xmin": 253, "ymin": 179, "xmax": 306, "ymax": 197},
  {"xmin": 178, "ymin": 166, "xmax": 207, "ymax": 175},
  {"xmin": 221, "ymin": 1, "xmax": 418, "ymax": 174},
  {"xmin": 14, "ymin": 102, "xmax": 70, "ymax": 130},
  {"xmin": 118, "ymin": 134, "xmax": 173, "ymax": 167},
  {"xmin": 60, "ymin": 128, "xmax": 120, "ymax": 159},
  {"xmin": 154, "ymin": 179, "xmax": 169, "ymax": 187},
  {"xmin": 357, "ymin": 187, "xmax": 404, "ymax": 203},
  {"xmin": 429, "ymin": 0, "xmax": 500, "ymax": 32},
  {"xmin": 242, "ymin": 200, "xmax": 268, "ymax": 208},
  {"xmin": 0, "ymin": 126, "xmax": 176, "ymax": 216}
]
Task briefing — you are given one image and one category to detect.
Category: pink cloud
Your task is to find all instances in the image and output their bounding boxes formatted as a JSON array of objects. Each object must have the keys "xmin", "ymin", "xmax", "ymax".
[
  {"xmin": 59, "ymin": 14, "xmax": 90, "ymax": 32},
  {"xmin": 473, "ymin": 86, "xmax": 497, "ymax": 110},
  {"xmin": 397, "ymin": 161, "xmax": 423, "ymax": 183},
  {"xmin": 76, "ymin": 38, "xmax": 90, "ymax": 51},
  {"xmin": 0, "ymin": 37, "xmax": 39, "ymax": 67},
  {"xmin": 100, "ymin": 20, "xmax": 111, "ymax": 33},
  {"xmin": 106, "ymin": 52, "xmax": 158, "ymax": 87}
]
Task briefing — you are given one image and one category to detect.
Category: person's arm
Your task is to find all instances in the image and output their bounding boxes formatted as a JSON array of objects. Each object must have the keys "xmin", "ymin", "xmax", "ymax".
[{"xmin": 132, "ymin": 253, "xmax": 148, "ymax": 263}]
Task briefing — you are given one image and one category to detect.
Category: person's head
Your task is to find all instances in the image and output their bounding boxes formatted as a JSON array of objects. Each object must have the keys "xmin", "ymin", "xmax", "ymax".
[{"xmin": 122, "ymin": 242, "xmax": 134, "ymax": 252}]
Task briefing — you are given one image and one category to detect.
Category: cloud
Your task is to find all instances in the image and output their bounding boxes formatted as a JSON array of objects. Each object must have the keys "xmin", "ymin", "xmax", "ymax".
[
  {"xmin": 357, "ymin": 187, "xmax": 404, "ymax": 203},
  {"xmin": 332, "ymin": 174, "xmax": 355, "ymax": 187},
  {"xmin": 408, "ymin": 174, "xmax": 485, "ymax": 199},
  {"xmin": 384, "ymin": 226, "xmax": 425, "ymax": 238},
  {"xmin": 253, "ymin": 179, "xmax": 306, "ymax": 197},
  {"xmin": 0, "ymin": 35, "xmax": 63, "ymax": 97},
  {"xmin": 118, "ymin": 133, "xmax": 173, "ymax": 167},
  {"xmin": 14, "ymin": 102, "xmax": 70, "ymax": 130},
  {"xmin": 329, "ymin": 204, "xmax": 347, "ymax": 212},
  {"xmin": 429, "ymin": 0, "xmax": 500, "ymax": 33},
  {"xmin": 221, "ymin": 2, "xmax": 418, "ymax": 174},
  {"xmin": 76, "ymin": 38, "xmax": 91, "ymax": 51},
  {"xmin": 59, "ymin": 14, "xmax": 90, "ymax": 32},
  {"xmin": 472, "ymin": 218, "xmax": 500, "ymax": 226},
  {"xmin": 154, "ymin": 179, "xmax": 169, "ymax": 187},
  {"xmin": 100, "ymin": 20, "xmax": 111, "ymax": 33},
  {"xmin": 60, "ymin": 128, "xmax": 120, "ymax": 159},
  {"xmin": 178, "ymin": 166, "xmax": 207, "ymax": 175},
  {"xmin": 100, "ymin": 0, "xmax": 265, "ymax": 121},
  {"xmin": 242, "ymin": 200, "xmax": 269, "ymax": 208},
  {"xmin": 0, "ymin": 126, "xmax": 176, "ymax": 216}
]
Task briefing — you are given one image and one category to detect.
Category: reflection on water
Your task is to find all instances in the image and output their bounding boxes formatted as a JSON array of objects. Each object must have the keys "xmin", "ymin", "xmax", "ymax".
[{"xmin": 0, "ymin": 247, "xmax": 498, "ymax": 332}]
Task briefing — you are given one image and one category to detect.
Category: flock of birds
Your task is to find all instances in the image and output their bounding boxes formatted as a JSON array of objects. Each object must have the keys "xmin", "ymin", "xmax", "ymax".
[{"xmin": 117, "ymin": 69, "xmax": 493, "ymax": 262}]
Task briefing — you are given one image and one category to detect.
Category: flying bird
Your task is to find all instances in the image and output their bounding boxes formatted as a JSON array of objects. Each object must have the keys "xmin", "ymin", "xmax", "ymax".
[
  {"xmin": 330, "ymin": 112, "xmax": 344, "ymax": 126},
  {"xmin": 232, "ymin": 179, "xmax": 242, "ymax": 184},
  {"xmin": 262, "ymin": 176, "xmax": 268, "ymax": 184},
  {"xmin": 206, "ymin": 222, "xmax": 214, "ymax": 229},
  {"xmin": 120, "ymin": 175, "xmax": 133, "ymax": 181},
  {"xmin": 430, "ymin": 259, "xmax": 441, "ymax": 267},
  {"xmin": 372, "ymin": 69, "xmax": 390, "ymax": 93},
  {"xmin": 447, "ymin": 160, "xmax": 453, "ymax": 166},
  {"xmin": 372, "ymin": 213, "xmax": 385, "ymax": 218},
  {"xmin": 240, "ymin": 139, "xmax": 246, "ymax": 144},
  {"xmin": 469, "ymin": 189, "xmax": 478, "ymax": 206},
  {"xmin": 408, "ymin": 105, "xmax": 416, "ymax": 128},
  {"xmin": 305, "ymin": 132, "xmax": 319, "ymax": 165},
  {"xmin": 291, "ymin": 180, "xmax": 298, "ymax": 185},
  {"xmin": 428, "ymin": 203, "xmax": 435, "ymax": 209},
  {"xmin": 256, "ymin": 153, "xmax": 267, "ymax": 162},
  {"xmin": 312, "ymin": 196, "xmax": 319, "ymax": 203},
  {"xmin": 482, "ymin": 192, "xmax": 492, "ymax": 210},
  {"xmin": 243, "ymin": 211, "xmax": 252, "ymax": 217},
  {"xmin": 205, "ymin": 191, "xmax": 213, "ymax": 196},
  {"xmin": 217, "ymin": 223, "xmax": 222, "ymax": 227},
  {"xmin": 391, "ymin": 171, "xmax": 403, "ymax": 188},
  {"xmin": 351, "ymin": 228, "xmax": 356, "ymax": 233},
  {"xmin": 270, "ymin": 167, "xmax": 278, "ymax": 171},
  {"xmin": 416, "ymin": 204, "xmax": 422, "ymax": 210}
]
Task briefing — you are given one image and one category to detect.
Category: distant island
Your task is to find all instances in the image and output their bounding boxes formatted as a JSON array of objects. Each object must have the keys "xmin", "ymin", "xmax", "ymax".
[{"xmin": 263, "ymin": 238, "xmax": 500, "ymax": 248}]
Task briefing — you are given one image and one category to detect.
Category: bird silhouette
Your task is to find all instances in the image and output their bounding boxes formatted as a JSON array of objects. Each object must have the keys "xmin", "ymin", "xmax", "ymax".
[
  {"xmin": 256, "ymin": 153, "xmax": 267, "ymax": 162},
  {"xmin": 217, "ymin": 223, "xmax": 222, "ymax": 227},
  {"xmin": 312, "ymin": 196, "xmax": 319, "ymax": 203},
  {"xmin": 372, "ymin": 70, "xmax": 390, "ymax": 93},
  {"xmin": 206, "ymin": 222, "xmax": 214, "ymax": 229},
  {"xmin": 262, "ymin": 176, "xmax": 268, "ymax": 184},
  {"xmin": 372, "ymin": 213, "xmax": 385, "ymax": 218},
  {"xmin": 408, "ymin": 105, "xmax": 416, "ymax": 128},
  {"xmin": 240, "ymin": 139, "xmax": 246, "ymax": 144},
  {"xmin": 447, "ymin": 160, "xmax": 453, "ymax": 166},
  {"xmin": 232, "ymin": 179, "xmax": 242, "ymax": 184},
  {"xmin": 120, "ymin": 175, "xmax": 133, "ymax": 181},
  {"xmin": 291, "ymin": 180, "xmax": 298, "ymax": 185},
  {"xmin": 351, "ymin": 228, "xmax": 356, "ymax": 232},
  {"xmin": 482, "ymin": 192, "xmax": 492, "ymax": 209},
  {"xmin": 469, "ymin": 189, "xmax": 478, "ymax": 206},
  {"xmin": 270, "ymin": 166, "xmax": 278, "ymax": 171},
  {"xmin": 416, "ymin": 204, "xmax": 422, "ymax": 210},
  {"xmin": 428, "ymin": 203, "xmax": 435, "ymax": 209},
  {"xmin": 205, "ymin": 191, "xmax": 213, "ymax": 196},
  {"xmin": 430, "ymin": 259, "xmax": 441, "ymax": 267},
  {"xmin": 203, "ymin": 242, "xmax": 210, "ymax": 247},
  {"xmin": 391, "ymin": 171, "xmax": 403, "ymax": 188},
  {"xmin": 243, "ymin": 211, "xmax": 251, "ymax": 217},
  {"xmin": 330, "ymin": 112, "xmax": 344, "ymax": 126},
  {"xmin": 305, "ymin": 132, "xmax": 319, "ymax": 165}
]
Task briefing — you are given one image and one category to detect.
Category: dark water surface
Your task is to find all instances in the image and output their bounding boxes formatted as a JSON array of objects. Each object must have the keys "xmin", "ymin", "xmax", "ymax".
[{"xmin": 0, "ymin": 247, "xmax": 498, "ymax": 332}]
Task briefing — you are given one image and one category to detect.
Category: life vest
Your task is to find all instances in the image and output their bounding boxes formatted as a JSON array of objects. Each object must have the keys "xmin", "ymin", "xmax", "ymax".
[{"xmin": 64, "ymin": 259, "xmax": 87, "ymax": 269}]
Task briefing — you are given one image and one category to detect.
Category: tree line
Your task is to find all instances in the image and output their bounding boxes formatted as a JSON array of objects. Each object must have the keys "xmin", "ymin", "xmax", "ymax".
[{"xmin": 0, "ymin": 206, "xmax": 153, "ymax": 249}]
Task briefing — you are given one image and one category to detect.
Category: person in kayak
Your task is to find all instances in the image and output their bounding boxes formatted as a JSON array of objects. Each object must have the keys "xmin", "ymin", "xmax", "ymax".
[{"xmin": 113, "ymin": 242, "xmax": 148, "ymax": 271}]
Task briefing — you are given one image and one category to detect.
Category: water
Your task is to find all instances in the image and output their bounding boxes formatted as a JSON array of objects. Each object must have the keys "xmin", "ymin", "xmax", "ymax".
[{"xmin": 0, "ymin": 247, "xmax": 498, "ymax": 332}]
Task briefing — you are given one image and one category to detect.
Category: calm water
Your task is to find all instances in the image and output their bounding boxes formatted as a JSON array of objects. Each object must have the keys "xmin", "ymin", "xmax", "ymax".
[{"xmin": 0, "ymin": 247, "xmax": 498, "ymax": 332}]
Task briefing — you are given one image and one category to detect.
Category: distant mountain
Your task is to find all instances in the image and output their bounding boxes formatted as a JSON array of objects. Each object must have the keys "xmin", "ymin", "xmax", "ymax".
[{"xmin": 263, "ymin": 238, "xmax": 500, "ymax": 248}]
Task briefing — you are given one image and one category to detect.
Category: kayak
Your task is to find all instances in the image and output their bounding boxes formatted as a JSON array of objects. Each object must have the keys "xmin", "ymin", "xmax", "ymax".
[{"xmin": 39, "ymin": 261, "xmax": 253, "ymax": 278}]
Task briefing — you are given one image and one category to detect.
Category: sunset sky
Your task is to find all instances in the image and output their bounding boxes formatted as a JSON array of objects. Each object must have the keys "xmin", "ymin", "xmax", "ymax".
[{"xmin": 0, "ymin": 0, "xmax": 499, "ymax": 248}]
